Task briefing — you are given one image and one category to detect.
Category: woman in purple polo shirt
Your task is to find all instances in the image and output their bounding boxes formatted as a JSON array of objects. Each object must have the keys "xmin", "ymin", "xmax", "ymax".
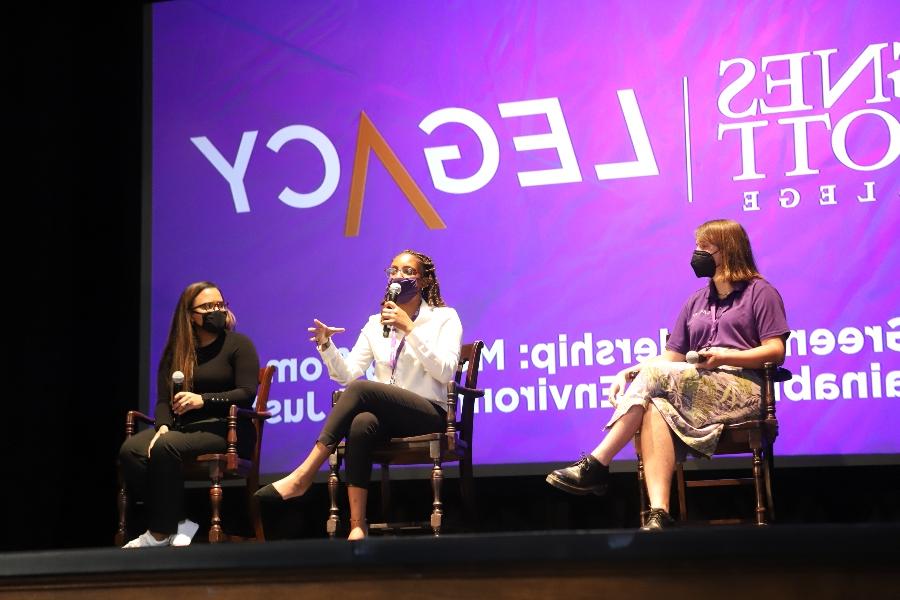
[{"xmin": 546, "ymin": 219, "xmax": 790, "ymax": 530}]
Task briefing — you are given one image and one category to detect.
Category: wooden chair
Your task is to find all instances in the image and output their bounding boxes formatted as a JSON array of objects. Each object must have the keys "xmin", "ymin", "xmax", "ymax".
[
  {"xmin": 636, "ymin": 362, "xmax": 792, "ymax": 526},
  {"xmin": 326, "ymin": 340, "xmax": 485, "ymax": 537},
  {"xmin": 115, "ymin": 365, "xmax": 275, "ymax": 544}
]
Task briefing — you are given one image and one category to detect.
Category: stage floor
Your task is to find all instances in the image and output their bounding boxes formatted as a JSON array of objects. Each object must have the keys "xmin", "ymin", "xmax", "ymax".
[{"xmin": 2, "ymin": 523, "xmax": 899, "ymax": 599}]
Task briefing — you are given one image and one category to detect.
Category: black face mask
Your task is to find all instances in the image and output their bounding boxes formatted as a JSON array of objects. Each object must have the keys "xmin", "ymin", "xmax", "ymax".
[
  {"xmin": 690, "ymin": 250, "xmax": 718, "ymax": 278},
  {"xmin": 199, "ymin": 310, "xmax": 227, "ymax": 334}
]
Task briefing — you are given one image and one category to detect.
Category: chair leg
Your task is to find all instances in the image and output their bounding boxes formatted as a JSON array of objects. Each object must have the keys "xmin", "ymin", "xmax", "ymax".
[
  {"xmin": 380, "ymin": 464, "xmax": 392, "ymax": 524},
  {"xmin": 764, "ymin": 443, "xmax": 776, "ymax": 523},
  {"xmin": 208, "ymin": 463, "xmax": 226, "ymax": 543},
  {"xmin": 752, "ymin": 447, "xmax": 766, "ymax": 526},
  {"xmin": 115, "ymin": 476, "xmax": 128, "ymax": 546},
  {"xmin": 635, "ymin": 432, "xmax": 649, "ymax": 527},
  {"xmin": 676, "ymin": 463, "xmax": 688, "ymax": 522},
  {"xmin": 429, "ymin": 441, "xmax": 443, "ymax": 536},
  {"xmin": 326, "ymin": 450, "xmax": 341, "ymax": 539}
]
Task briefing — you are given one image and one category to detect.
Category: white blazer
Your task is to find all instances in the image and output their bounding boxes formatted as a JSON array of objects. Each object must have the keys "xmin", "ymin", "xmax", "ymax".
[{"xmin": 318, "ymin": 303, "xmax": 463, "ymax": 409}]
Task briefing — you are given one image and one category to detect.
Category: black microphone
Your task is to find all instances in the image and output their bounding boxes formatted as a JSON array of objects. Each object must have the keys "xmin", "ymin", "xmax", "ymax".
[
  {"xmin": 172, "ymin": 370, "xmax": 185, "ymax": 429},
  {"xmin": 686, "ymin": 351, "xmax": 700, "ymax": 365},
  {"xmin": 383, "ymin": 282, "xmax": 402, "ymax": 338}
]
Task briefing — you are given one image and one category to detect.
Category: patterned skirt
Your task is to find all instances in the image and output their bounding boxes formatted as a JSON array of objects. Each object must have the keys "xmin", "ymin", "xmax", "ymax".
[{"xmin": 605, "ymin": 362, "xmax": 763, "ymax": 459}]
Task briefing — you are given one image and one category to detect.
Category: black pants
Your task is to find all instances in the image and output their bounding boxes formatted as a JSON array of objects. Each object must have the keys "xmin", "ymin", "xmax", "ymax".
[
  {"xmin": 317, "ymin": 380, "xmax": 446, "ymax": 487},
  {"xmin": 119, "ymin": 424, "xmax": 227, "ymax": 534}
]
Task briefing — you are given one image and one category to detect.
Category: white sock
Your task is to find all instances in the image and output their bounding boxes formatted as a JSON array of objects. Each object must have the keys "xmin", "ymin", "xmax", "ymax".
[{"xmin": 171, "ymin": 519, "xmax": 200, "ymax": 547}]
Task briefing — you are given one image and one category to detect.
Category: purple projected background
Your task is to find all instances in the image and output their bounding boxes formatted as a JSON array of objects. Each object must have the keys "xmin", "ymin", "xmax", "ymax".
[{"xmin": 151, "ymin": 0, "xmax": 900, "ymax": 474}]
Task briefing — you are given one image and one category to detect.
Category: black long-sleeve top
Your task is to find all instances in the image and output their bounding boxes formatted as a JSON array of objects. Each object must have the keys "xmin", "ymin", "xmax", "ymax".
[{"xmin": 154, "ymin": 331, "xmax": 260, "ymax": 431}]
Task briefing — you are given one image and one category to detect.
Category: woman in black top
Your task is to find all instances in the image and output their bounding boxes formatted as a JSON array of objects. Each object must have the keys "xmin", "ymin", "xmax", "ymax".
[{"xmin": 119, "ymin": 281, "xmax": 260, "ymax": 548}]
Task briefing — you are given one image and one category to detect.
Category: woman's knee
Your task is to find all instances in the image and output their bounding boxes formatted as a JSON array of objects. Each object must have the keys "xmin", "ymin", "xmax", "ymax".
[
  {"xmin": 640, "ymin": 363, "xmax": 696, "ymax": 396},
  {"xmin": 641, "ymin": 402, "xmax": 660, "ymax": 425},
  {"xmin": 347, "ymin": 412, "xmax": 380, "ymax": 441},
  {"xmin": 641, "ymin": 362, "xmax": 684, "ymax": 381},
  {"xmin": 147, "ymin": 434, "xmax": 184, "ymax": 465},
  {"xmin": 340, "ymin": 379, "xmax": 381, "ymax": 406},
  {"xmin": 119, "ymin": 433, "xmax": 149, "ymax": 465}
]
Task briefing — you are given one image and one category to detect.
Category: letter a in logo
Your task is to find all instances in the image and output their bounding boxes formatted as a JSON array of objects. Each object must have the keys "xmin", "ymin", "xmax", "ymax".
[{"xmin": 345, "ymin": 111, "xmax": 446, "ymax": 237}]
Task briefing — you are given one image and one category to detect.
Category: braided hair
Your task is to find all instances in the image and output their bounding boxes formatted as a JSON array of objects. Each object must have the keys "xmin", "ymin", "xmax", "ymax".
[{"xmin": 394, "ymin": 249, "xmax": 446, "ymax": 307}]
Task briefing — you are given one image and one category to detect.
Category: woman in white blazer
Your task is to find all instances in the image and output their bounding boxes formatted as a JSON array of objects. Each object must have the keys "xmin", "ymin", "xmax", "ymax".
[{"xmin": 256, "ymin": 249, "xmax": 462, "ymax": 541}]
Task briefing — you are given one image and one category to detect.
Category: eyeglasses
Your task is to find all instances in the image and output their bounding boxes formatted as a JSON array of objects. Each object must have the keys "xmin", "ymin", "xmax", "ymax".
[
  {"xmin": 385, "ymin": 266, "xmax": 418, "ymax": 277},
  {"xmin": 192, "ymin": 301, "xmax": 229, "ymax": 313}
]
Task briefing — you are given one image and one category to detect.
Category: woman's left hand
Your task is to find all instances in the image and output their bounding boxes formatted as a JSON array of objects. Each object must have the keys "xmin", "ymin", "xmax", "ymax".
[
  {"xmin": 381, "ymin": 301, "xmax": 415, "ymax": 334},
  {"xmin": 695, "ymin": 350, "xmax": 726, "ymax": 370},
  {"xmin": 172, "ymin": 391, "xmax": 205, "ymax": 415}
]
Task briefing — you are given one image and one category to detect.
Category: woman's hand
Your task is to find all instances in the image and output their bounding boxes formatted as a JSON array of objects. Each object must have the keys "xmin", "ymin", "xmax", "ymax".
[
  {"xmin": 381, "ymin": 301, "xmax": 415, "ymax": 334},
  {"xmin": 695, "ymin": 350, "xmax": 725, "ymax": 370},
  {"xmin": 308, "ymin": 318, "xmax": 346, "ymax": 346},
  {"xmin": 607, "ymin": 367, "xmax": 636, "ymax": 406},
  {"xmin": 172, "ymin": 392, "xmax": 204, "ymax": 415},
  {"xmin": 148, "ymin": 425, "xmax": 169, "ymax": 456}
]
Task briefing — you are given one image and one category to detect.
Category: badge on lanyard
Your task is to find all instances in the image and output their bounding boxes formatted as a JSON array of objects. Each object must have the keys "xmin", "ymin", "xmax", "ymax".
[{"xmin": 388, "ymin": 307, "xmax": 419, "ymax": 385}]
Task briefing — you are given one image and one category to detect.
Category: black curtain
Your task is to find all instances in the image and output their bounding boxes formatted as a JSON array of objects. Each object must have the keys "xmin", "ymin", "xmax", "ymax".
[{"xmin": 6, "ymin": 3, "xmax": 143, "ymax": 550}]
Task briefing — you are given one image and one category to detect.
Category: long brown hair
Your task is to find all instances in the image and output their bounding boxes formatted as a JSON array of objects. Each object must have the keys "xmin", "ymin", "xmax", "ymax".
[
  {"xmin": 386, "ymin": 249, "xmax": 447, "ymax": 307},
  {"xmin": 695, "ymin": 219, "xmax": 761, "ymax": 282},
  {"xmin": 159, "ymin": 281, "xmax": 236, "ymax": 391}
]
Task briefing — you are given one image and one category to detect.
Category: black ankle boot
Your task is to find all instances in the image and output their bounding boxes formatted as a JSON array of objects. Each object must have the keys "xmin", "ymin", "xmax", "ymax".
[
  {"xmin": 641, "ymin": 508, "xmax": 675, "ymax": 531},
  {"xmin": 545, "ymin": 454, "xmax": 609, "ymax": 496}
]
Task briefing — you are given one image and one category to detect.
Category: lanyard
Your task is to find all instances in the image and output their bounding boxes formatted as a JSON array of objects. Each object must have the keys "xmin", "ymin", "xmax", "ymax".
[{"xmin": 389, "ymin": 307, "xmax": 419, "ymax": 383}]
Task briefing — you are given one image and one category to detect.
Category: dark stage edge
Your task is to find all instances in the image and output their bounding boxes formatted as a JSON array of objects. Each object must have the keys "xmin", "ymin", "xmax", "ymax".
[{"xmin": 2, "ymin": 524, "xmax": 899, "ymax": 598}]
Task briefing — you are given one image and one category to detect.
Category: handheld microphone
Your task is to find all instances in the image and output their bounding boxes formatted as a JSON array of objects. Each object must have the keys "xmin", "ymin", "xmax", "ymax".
[
  {"xmin": 172, "ymin": 370, "xmax": 185, "ymax": 428},
  {"xmin": 383, "ymin": 282, "xmax": 402, "ymax": 338},
  {"xmin": 686, "ymin": 351, "xmax": 700, "ymax": 365}
]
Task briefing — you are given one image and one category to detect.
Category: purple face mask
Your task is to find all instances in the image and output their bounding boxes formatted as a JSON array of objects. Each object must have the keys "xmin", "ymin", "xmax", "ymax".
[{"xmin": 389, "ymin": 278, "xmax": 420, "ymax": 303}]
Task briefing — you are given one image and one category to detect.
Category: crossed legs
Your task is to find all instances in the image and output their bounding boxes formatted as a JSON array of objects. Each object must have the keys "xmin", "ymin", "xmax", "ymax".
[
  {"xmin": 587, "ymin": 402, "xmax": 676, "ymax": 511},
  {"xmin": 267, "ymin": 380, "xmax": 444, "ymax": 540}
]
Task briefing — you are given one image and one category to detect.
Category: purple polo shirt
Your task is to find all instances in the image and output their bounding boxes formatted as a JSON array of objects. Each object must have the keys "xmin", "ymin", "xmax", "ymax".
[{"xmin": 666, "ymin": 278, "xmax": 790, "ymax": 354}]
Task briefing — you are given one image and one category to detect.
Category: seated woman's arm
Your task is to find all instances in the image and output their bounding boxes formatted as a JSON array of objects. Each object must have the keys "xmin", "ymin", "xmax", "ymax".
[
  {"xmin": 320, "ymin": 327, "xmax": 375, "ymax": 386},
  {"xmin": 201, "ymin": 334, "xmax": 261, "ymax": 408},
  {"xmin": 153, "ymin": 366, "xmax": 175, "ymax": 430},
  {"xmin": 696, "ymin": 336, "xmax": 786, "ymax": 370},
  {"xmin": 607, "ymin": 350, "xmax": 685, "ymax": 402}
]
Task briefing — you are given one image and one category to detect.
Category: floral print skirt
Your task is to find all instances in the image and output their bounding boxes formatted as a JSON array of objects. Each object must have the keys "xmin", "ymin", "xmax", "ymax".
[{"xmin": 606, "ymin": 362, "xmax": 763, "ymax": 459}]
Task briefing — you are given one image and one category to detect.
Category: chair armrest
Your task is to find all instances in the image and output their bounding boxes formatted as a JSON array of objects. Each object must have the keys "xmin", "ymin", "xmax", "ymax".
[
  {"xmin": 223, "ymin": 404, "xmax": 273, "ymax": 466},
  {"xmin": 759, "ymin": 362, "xmax": 790, "ymax": 421},
  {"xmin": 773, "ymin": 367, "xmax": 792, "ymax": 383},
  {"xmin": 445, "ymin": 382, "xmax": 486, "ymax": 435},
  {"xmin": 128, "ymin": 410, "xmax": 154, "ymax": 424},
  {"xmin": 125, "ymin": 410, "xmax": 155, "ymax": 438},
  {"xmin": 452, "ymin": 384, "xmax": 485, "ymax": 398},
  {"xmin": 235, "ymin": 407, "xmax": 273, "ymax": 420},
  {"xmin": 760, "ymin": 362, "xmax": 791, "ymax": 381}
]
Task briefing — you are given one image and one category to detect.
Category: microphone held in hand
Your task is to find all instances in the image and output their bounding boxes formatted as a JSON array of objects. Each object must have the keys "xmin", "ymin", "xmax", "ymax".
[
  {"xmin": 685, "ymin": 351, "xmax": 700, "ymax": 365},
  {"xmin": 172, "ymin": 370, "xmax": 185, "ymax": 428},
  {"xmin": 383, "ymin": 282, "xmax": 402, "ymax": 338}
]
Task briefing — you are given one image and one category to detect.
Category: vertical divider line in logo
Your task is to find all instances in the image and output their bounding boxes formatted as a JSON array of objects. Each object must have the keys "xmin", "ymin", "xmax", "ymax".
[{"xmin": 682, "ymin": 76, "xmax": 694, "ymax": 204}]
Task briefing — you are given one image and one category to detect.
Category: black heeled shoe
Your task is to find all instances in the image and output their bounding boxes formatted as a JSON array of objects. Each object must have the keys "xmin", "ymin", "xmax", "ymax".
[{"xmin": 254, "ymin": 483, "xmax": 285, "ymax": 503}]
